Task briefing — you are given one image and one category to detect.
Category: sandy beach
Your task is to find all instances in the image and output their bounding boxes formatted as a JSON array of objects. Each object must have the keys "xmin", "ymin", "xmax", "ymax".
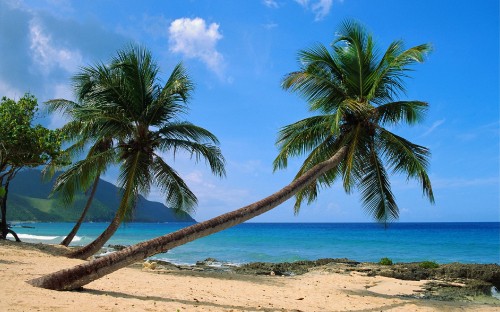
[{"xmin": 0, "ymin": 240, "xmax": 497, "ymax": 312}]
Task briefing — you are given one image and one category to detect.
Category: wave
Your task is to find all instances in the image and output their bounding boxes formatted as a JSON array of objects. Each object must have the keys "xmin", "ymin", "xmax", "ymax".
[
  {"xmin": 8, "ymin": 233, "xmax": 83, "ymax": 242},
  {"xmin": 70, "ymin": 236, "xmax": 82, "ymax": 242},
  {"xmin": 8, "ymin": 233, "xmax": 59, "ymax": 240}
]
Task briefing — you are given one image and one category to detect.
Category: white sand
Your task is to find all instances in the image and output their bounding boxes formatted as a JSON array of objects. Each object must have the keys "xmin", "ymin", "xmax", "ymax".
[{"xmin": 0, "ymin": 241, "xmax": 496, "ymax": 311}]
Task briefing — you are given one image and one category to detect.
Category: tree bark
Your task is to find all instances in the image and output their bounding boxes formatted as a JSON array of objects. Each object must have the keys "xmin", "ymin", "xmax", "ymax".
[
  {"xmin": 6, "ymin": 228, "xmax": 21, "ymax": 242},
  {"xmin": 0, "ymin": 184, "xmax": 8, "ymax": 239},
  {"xmin": 28, "ymin": 147, "xmax": 347, "ymax": 291},
  {"xmin": 60, "ymin": 176, "xmax": 100, "ymax": 247},
  {"xmin": 1, "ymin": 176, "xmax": 12, "ymax": 239},
  {"xmin": 65, "ymin": 207, "xmax": 123, "ymax": 259}
]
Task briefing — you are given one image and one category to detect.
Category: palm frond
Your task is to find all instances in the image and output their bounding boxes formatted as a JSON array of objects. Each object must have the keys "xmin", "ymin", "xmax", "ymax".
[
  {"xmin": 274, "ymin": 115, "xmax": 336, "ymax": 170},
  {"xmin": 377, "ymin": 128, "xmax": 434, "ymax": 203},
  {"xmin": 282, "ymin": 46, "xmax": 348, "ymax": 115},
  {"xmin": 333, "ymin": 19, "xmax": 377, "ymax": 100},
  {"xmin": 292, "ymin": 181, "xmax": 319, "ymax": 214},
  {"xmin": 52, "ymin": 147, "xmax": 117, "ymax": 205},
  {"xmin": 112, "ymin": 45, "xmax": 158, "ymax": 121},
  {"xmin": 368, "ymin": 43, "xmax": 432, "ymax": 103},
  {"xmin": 359, "ymin": 144, "xmax": 398, "ymax": 223},
  {"xmin": 158, "ymin": 139, "xmax": 226, "ymax": 178},
  {"xmin": 341, "ymin": 123, "xmax": 366, "ymax": 193},
  {"xmin": 44, "ymin": 99, "xmax": 79, "ymax": 116},
  {"xmin": 159, "ymin": 122, "xmax": 220, "ymax": 145},
  {"xmin": 151, "ymin": 156, "xmax": 197, "ymax": 213},
  {"xmin": 291, "ymin": 137, "xmax": 344, "ymax": 213},
  {"xmin": 376, "ymin": 101, "xmax": 428, "ymax": 125}
]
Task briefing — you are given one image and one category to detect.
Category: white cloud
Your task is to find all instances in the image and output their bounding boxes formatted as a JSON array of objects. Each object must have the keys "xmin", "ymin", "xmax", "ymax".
[
  {"xmin": 185, "ymin": 170, "xmax": 250, "ymax": 205},
  {"xmin": 168, "ymin": 17, "xmax": 225, "ymax": 76},
  {"xmin": 295, "ymin": 0, "xmax": 309, "ymax": 6},
  {"xmin": 421, "ymin": 119, "xmax": 445, "ymax": 137},
  {"xmin": 311, "ymin": 0, "xmax": 333, "ymax": 20},
  {"xmin": 295, "ymin": 0, "xmax": 336, "ymax": 21},
  {"xmin": 29, "ymin": 18, "xmax": 83, "ymax": 75},
  {"xmin": 52, "ymin": 83, "xmax": 73, "ymax": 100},
  {"xmin": 263, "ymin": 22, "xmax": 278, "ymax": 30},
  {"xmin": 433, "ymin": 177, "xmax": 499, "ymax": 189},
  {"xmin": 456, "ymin": 121, "xmax": 499, "ymax": 142},
  {"xmin": 263, "ymin": 0, "xmax": 279, "ymax": 8},
  {"xmin": 0, "ymin": 80, "xmax": 22, "ymax": 99}
]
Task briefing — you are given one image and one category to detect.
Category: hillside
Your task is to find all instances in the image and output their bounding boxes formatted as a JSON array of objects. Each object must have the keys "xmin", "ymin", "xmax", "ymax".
[{"xmin": 6, "ymin": 170, "xmax": 196, "ymax": 223}]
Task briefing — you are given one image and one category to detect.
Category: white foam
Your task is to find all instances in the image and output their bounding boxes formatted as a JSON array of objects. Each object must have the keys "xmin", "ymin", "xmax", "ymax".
[
  {"xmin": 66, "ymin": 235, "xmax": 82, "ymax": 242},
  {"xmin": 8, "ymin": 233, "xmax": 59, "ymax": 240}
]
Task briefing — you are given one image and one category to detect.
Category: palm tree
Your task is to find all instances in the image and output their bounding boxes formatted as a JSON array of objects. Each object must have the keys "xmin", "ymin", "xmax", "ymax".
[
  {"xmin": 274, "ymin": 20, "xmax": 434, "ymax": 221},
  {"xmin": 48, "ymin": 45, "xmax": 226, "ymax": 259},
  {"xmin": 54, "ymin": 138, "xmax": 112, "ymax": 247},
  {"xmin": 29, "ymin": 20, "xmax": 433, "ymax": 290},
  {"xmin": 45, "ymin": 97, "xmax": 118, "ymax": 248},
  {"xmin": 59, "ymin": 175, "xmax": 99, "ymax": 247},
  {"xmin": 44, "ymin": 97, "xmax": 115, "ymax": 247}
]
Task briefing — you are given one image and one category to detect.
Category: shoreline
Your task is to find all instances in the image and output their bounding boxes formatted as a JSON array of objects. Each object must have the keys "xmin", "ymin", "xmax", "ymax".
[
  {"xmin": 8, "ymin": 221, "xmax": 500, "ymax": 265},
  {"xmin": 1, "ymin": 240, "xmax": 499, "ymax": 311}
]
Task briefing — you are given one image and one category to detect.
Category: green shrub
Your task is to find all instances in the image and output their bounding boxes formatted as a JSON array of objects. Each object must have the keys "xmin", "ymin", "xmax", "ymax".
[
  {"xmin": 419, "ymin": 261, "xmax": 439, "ymax": 269},
  {"xmin": 379, "ymin": 257, "xmax": 393, "ymax": 265}
]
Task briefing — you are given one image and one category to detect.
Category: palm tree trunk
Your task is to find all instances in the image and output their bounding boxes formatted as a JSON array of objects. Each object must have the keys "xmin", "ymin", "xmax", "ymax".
[
  {"xmin": 60, "ymin": 176, "xmax": 100, "ymax": 247},
  {"xmin": 65, "ymin": 208, "xmax": 123, "ymax": 260},
  {"xmin": 29, "ymin": 147, "xmax": 347, "ymax": 291}
]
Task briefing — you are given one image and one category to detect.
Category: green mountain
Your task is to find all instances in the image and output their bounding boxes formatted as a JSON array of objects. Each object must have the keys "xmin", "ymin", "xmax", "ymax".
[{"xmin": 6, "ymin": 170, "xmax": 196, "ymax": 223}]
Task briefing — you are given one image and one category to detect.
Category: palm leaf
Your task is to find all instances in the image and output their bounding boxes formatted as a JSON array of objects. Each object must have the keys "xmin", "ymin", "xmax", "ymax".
[
  {"xmin": 52, "ymin": 147, "xmax": 117, "ymax": 205},
  {"xmin": 376, "ymin": 101, "xmax": 428, "ymax": 125},
  {"xmin": 377, "ymin": 128, "xmax": 434, "ymax": 203},
  {"xmin": 359, "ymin": 144, "xmax": 398, "ymax": 223},
  {"xmin": 151, "ymin": 156, "xmax": 197, "ymax": 213}
]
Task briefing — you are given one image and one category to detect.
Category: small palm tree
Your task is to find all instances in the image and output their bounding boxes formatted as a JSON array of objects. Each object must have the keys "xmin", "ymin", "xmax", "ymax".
[
  {"xmin": 49, "ymin": 45, "xmax": 226, "ymax": 259},
  {"xmin": 30, "ymin": 20, "xmax": 433, "ymax": 290}
]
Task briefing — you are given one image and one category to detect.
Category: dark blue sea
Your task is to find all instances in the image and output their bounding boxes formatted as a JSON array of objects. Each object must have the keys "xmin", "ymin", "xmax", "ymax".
[{"xmin": 9, "ymin": 222, "xmax": 500, "ymax": 266}]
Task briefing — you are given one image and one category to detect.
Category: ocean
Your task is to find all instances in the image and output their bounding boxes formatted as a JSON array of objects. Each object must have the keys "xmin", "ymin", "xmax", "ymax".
[{"xmin": 9, "ymin": 222, "xmax": 500, "ymax": 266}]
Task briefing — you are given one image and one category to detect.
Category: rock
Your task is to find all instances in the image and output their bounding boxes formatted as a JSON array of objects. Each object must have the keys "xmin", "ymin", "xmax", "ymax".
[
  {"xmin": 108, "ymin": 244, "xmax": 128, "ymax": 251},
  {"xmin": 234, "ymin": 258, "xmax": 355, "ymax": 276},
  {"xmin": 196, "ymin": 258, "xmax": 220, "ymax": 266}
]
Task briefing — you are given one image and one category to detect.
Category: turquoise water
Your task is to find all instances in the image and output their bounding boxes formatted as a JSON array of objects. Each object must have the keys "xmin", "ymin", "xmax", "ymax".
[{"xmin": 9, "ymin": 222, "xmax": 500, "ymax": 265}]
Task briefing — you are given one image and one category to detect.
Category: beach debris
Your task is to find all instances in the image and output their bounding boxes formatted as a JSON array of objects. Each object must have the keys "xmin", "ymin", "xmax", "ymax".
[{"xmin": 142, "ymin": 261, "xmax": 157, "ymax": 270}]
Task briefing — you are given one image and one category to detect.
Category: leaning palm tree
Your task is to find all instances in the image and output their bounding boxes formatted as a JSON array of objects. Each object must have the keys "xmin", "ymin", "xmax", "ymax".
[
  {"xmin": 56, "ymin": 138, "xmax": 113, "ymax": 247},
  {"xmin": 29, "ymin": 20, "xmax": 433, "ymax": 290},
  {"xmin": 46, "ymin": 92, "xmax": 119, "ymax": 248},
  {"xmin": 48, "ymin": 45, "xmax": 226, "ymax": 259},
  {"xmin": 44, "ymin": 98, "xmax": 115, "ymax": 247}
]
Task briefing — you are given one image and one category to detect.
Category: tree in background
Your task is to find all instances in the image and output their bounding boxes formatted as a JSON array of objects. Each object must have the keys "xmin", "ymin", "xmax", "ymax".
[
  {"xmin": 0, "ymin": 94, "xmax": 67, "ymax": 241},
  {"xmin": 46, "ymin": 94, "xmax": 116, "ymax": 247},
  {"xmin": 29, "ymin": 20, "xmax": 434, "ymax": 291},
  {"xmin": 47, "ymin": 45, "xmax": 226, "ymax": 259}
]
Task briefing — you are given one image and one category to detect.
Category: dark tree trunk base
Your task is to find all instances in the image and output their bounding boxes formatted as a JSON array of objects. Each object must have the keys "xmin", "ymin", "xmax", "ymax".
[{"xmin": 1, "ymin": 229, "xmax": 21, "ymax": 242}]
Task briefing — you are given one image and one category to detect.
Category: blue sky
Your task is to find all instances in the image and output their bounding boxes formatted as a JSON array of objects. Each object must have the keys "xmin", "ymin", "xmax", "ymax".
[{"xmin": 1, "ymin": 0, "xmax": 498, "ymax": 223}]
